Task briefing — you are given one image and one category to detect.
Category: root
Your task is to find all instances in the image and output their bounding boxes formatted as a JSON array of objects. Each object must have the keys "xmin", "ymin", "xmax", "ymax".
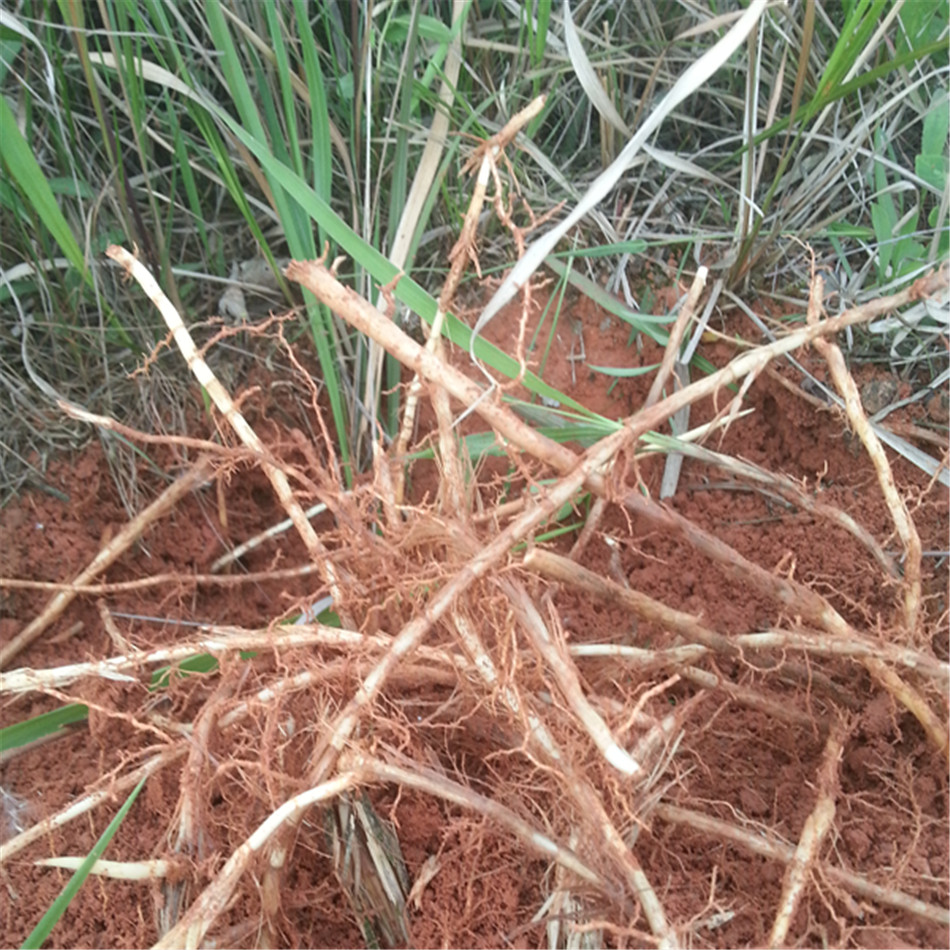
[{"xmin": 5, "ymin": 245, "xmax": 946, "ymax": 950}]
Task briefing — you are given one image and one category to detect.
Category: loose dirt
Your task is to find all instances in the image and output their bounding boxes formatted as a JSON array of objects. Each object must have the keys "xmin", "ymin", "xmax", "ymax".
[{"xmin": 1, "ymin": 275, "xmax": 947, "ymax": 949}]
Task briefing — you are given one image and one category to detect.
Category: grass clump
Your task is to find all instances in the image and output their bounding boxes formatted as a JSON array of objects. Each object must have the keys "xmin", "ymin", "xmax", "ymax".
[{"xmin": 1, "ymin": 2, "xmax": 947, "ymax": 947}]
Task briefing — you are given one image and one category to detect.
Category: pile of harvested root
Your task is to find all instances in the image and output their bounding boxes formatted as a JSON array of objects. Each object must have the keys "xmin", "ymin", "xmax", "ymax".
[{"xmin": 2, "ymin": 237, "xmax": 947, "ymax": 948}]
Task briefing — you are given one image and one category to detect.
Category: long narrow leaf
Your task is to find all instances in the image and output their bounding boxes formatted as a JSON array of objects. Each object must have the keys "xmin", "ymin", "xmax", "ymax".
[
  {"xmin": 21, "ymin": 775, "xmax": 147, "ymax": 949},
  {"xmin": 0, "ymin": 704, "xmax": 88, "ymax": 752},
  {"xmin": 0, "ymin": 96, "xmax": 89, "ymax": 287},
  {"xmin": 199, "ymin": 94, "xmax": 604, "ymax": 421}
]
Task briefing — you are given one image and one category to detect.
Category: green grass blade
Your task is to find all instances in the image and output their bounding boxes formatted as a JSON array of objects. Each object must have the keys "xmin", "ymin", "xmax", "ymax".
[
  {"xmin": 0, "ymin": 96, "xmax": 89, "ymax": 286},
  {"xmin": 263, "ymin": 3, "xmax": 303, "ymax": 178},
  {"xmin": 753, "ymin": 36, "xmax": 949, "ymax": 147},
  {"xmin": 588, "ymin": 362, "xmax": 662, "ymax": 379},
  {"xmin": 0, "ymin": 36, "xmax": 24, "ymax": 86},
  {"xmin": 195, "ymin": 3, "xmax": 352, "ymax": 471},
  {"xmin": 164, "ymin": 92, "xmax": 209, "ymax": 253},
  {"xmin": 149, "ymin": 650, "xmax": 257, "ymax": 690},
  {"xmin": 0, "ymin": 704, "xmax": 89, "ymax": 752},
  {"xmin": 291, "ymin": 0, "xmax": 333, "ymax": 226},
  {"xmin": 196, "ymin": 95, "xmax": 605, "ymax": 420},
  {"xmin": 21, "ymin": 775, "xmax": 148, "ymax": 950},
  {"xmin": 149, "ymin": 653, "xmax": 220, "ymax": 690},
  {"xmin": 917, "ymin": 94, "xmax": 950, "ymax": 193},
  {"xmin": 384, "ymin": 7, "xmax": 420, "ymax": 256}
]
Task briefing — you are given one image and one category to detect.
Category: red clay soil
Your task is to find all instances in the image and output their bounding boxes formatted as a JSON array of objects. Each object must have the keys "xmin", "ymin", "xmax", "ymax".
[{"xmin": 1, "ymin": 275, "xmax": 948, "ymax": 949}]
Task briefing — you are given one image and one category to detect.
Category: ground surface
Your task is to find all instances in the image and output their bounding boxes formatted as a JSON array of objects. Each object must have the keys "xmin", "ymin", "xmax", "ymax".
[{"xmin": 1, "ymin": 273, "xmax": 948, "ymax": 948}]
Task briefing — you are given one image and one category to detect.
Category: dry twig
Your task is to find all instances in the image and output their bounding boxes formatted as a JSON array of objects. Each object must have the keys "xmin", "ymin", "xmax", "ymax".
[
  {"xmin": 0, "ymin": 456, "xmax": 213, "ymax": 670},
  {"xmin": 768, "ymin": 719, "xmax": 846, "ymax": 947},
  {"xmin": 106, "ymin": 245, "xmax": 347, "ymax": 615},
  {"xmin": 806, "ymin": 270, "xmax": 923, "ymax": 636},
  {"xmin": 654, "ymin": 802, "xmax": 949, "ymax": 928}
]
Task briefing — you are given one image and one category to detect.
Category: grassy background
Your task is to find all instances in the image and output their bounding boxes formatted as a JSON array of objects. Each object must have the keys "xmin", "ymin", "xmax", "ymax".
[{"xmin": 1, "ymin": 0, "xmax": 947, "ymax": 502}]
